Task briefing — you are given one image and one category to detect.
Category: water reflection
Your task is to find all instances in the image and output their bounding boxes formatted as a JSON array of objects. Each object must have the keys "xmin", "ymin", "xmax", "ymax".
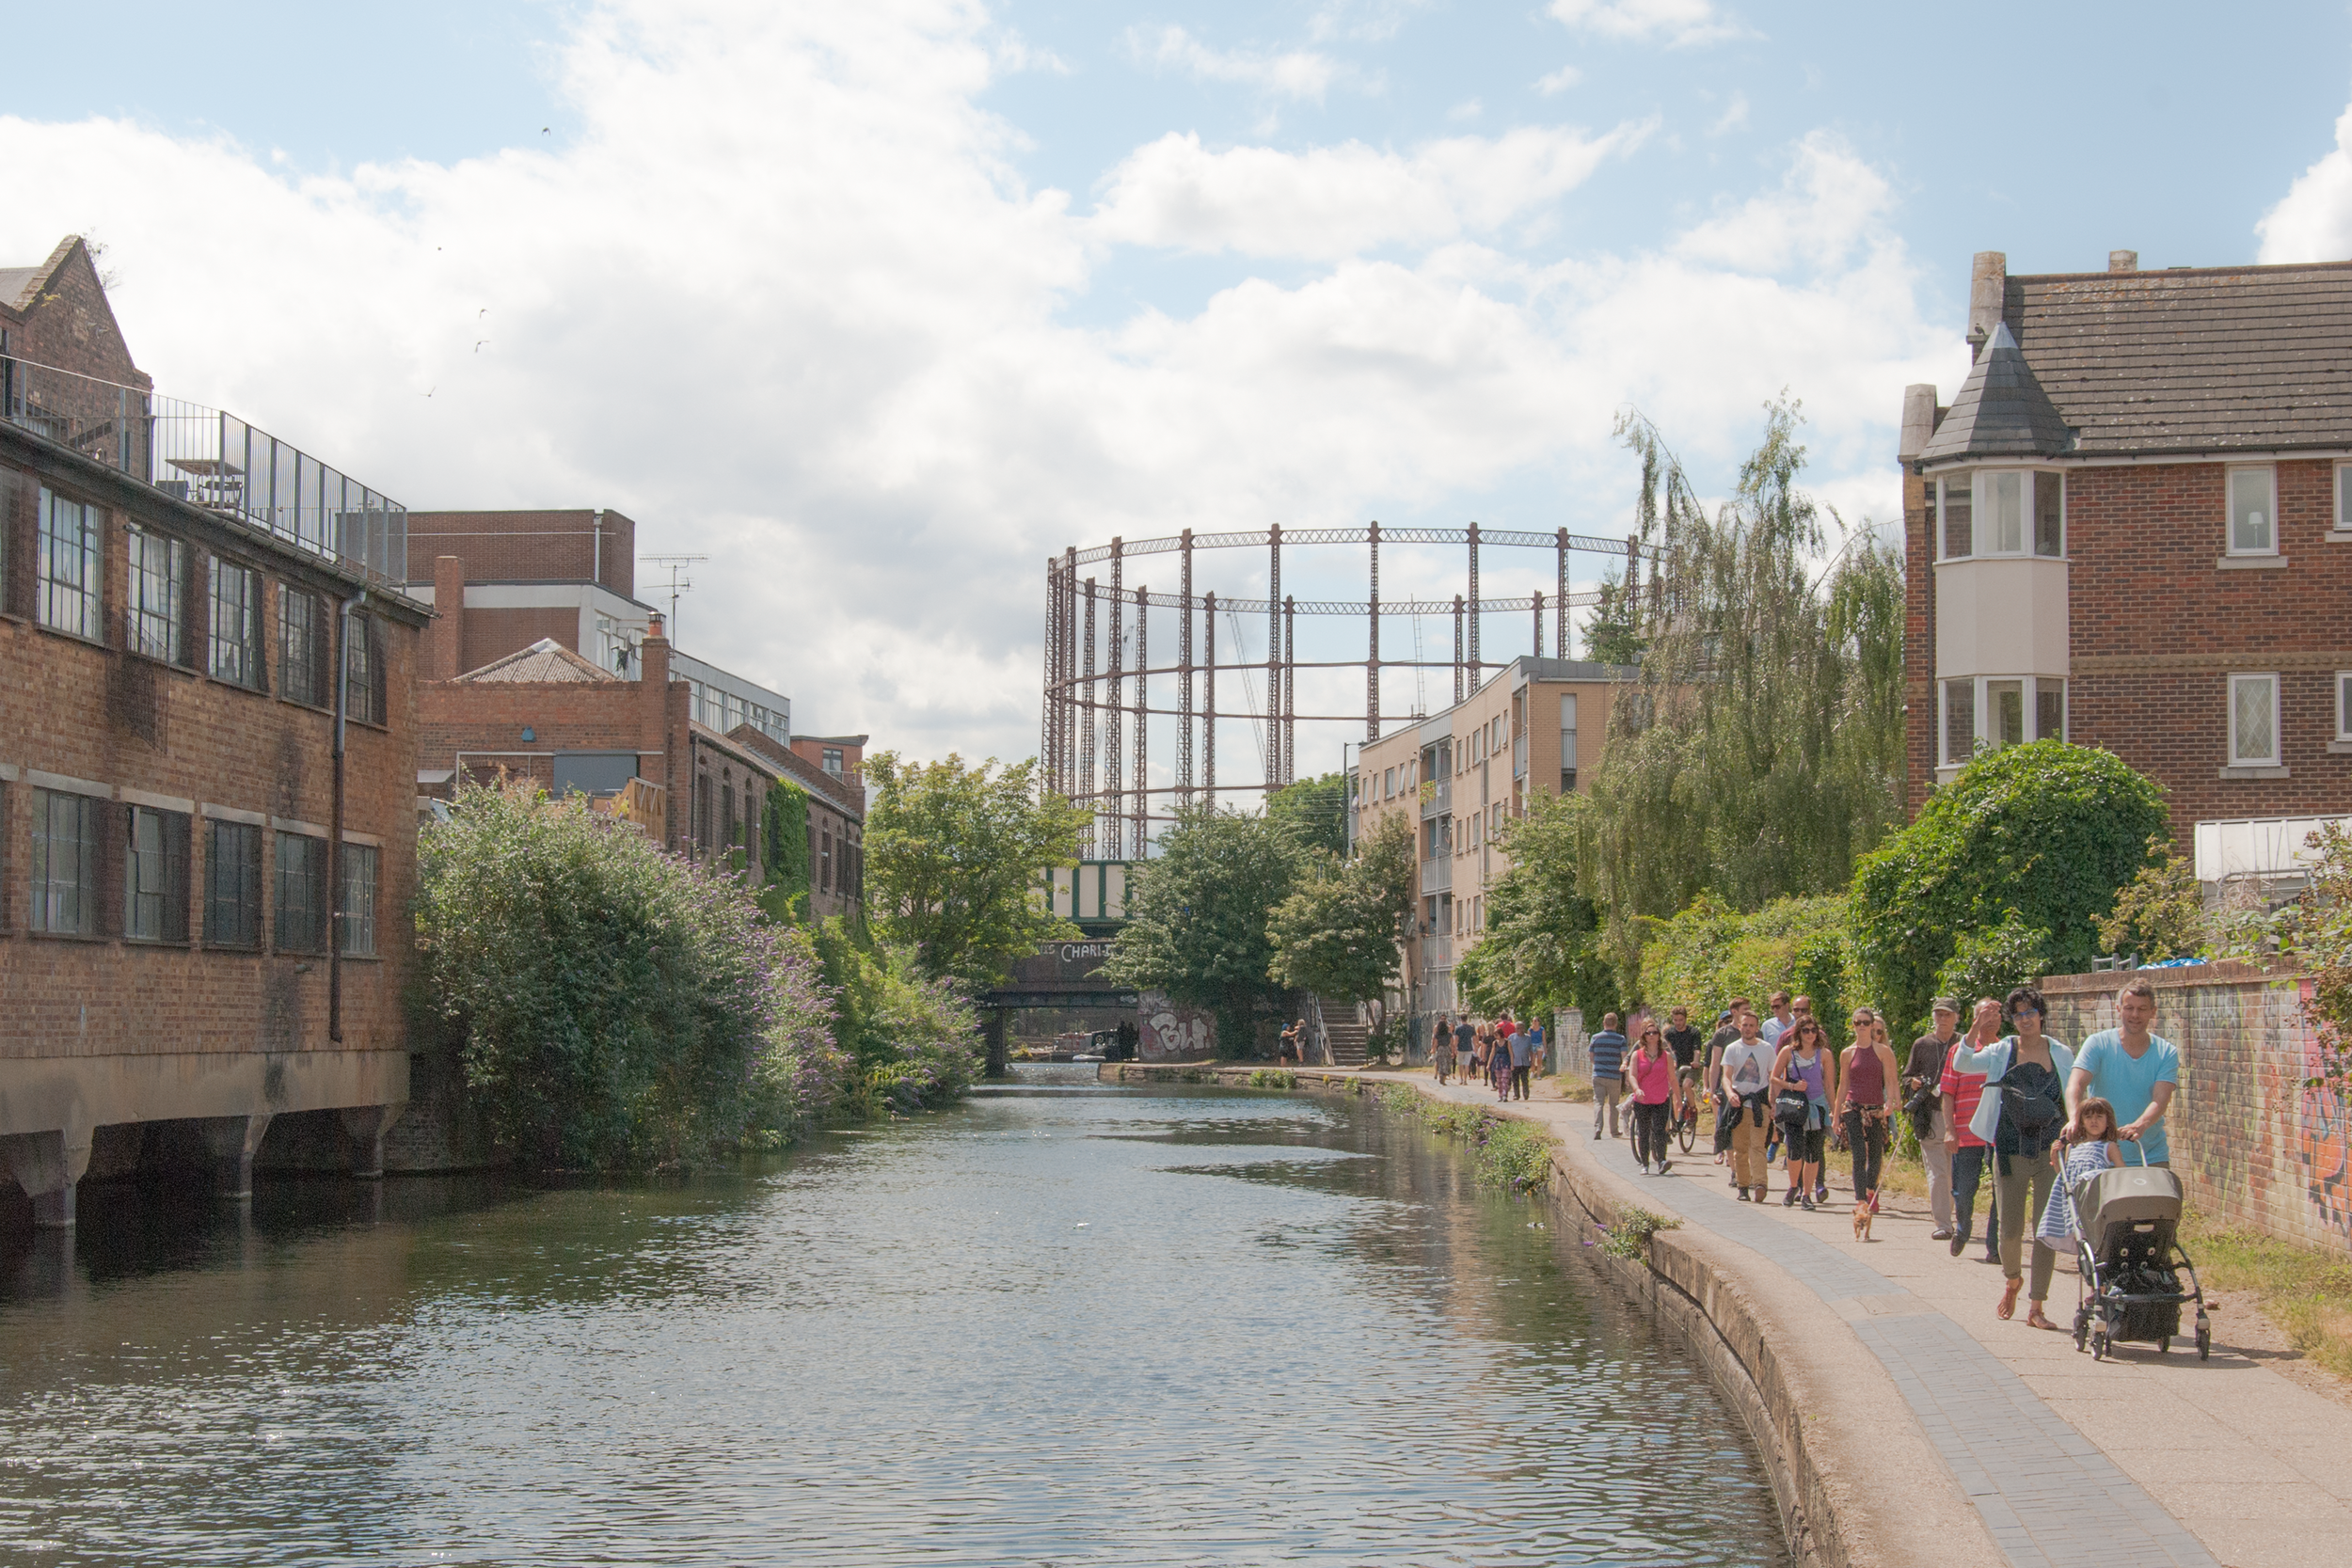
[{"xmin": 0, "ymin": 1070, "xmax": 1787, "ymax": 1565}]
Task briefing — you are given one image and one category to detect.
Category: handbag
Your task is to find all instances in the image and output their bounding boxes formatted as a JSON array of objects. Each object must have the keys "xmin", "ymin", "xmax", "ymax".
[{"xmin": 1772, "ymin": 1089, "xmax": 1812, "ymax": 1126}]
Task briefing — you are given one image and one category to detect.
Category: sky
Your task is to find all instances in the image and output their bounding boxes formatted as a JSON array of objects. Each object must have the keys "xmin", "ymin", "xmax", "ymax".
[{"xmin": 9, "ymin": 0, "xmax": 2352, "ymax": 791}]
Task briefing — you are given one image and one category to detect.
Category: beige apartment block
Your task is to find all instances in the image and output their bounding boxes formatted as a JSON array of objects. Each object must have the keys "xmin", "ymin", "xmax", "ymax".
[{"xmin": 1352, "ymin": 657, "xmax": 1633, "ymax": 1024}]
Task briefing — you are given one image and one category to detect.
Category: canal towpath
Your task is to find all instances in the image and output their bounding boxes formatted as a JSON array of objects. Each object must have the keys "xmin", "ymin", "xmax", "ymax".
[{"xmin": 1371, "ymin": 1068, "xmax": 2352, "ymax": 1568}]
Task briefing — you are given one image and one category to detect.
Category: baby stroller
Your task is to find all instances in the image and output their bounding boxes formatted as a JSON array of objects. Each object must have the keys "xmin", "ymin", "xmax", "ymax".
[{"xmin": 2066, "ymin": 1141, "xmax": 2211, "ymax": 1361}]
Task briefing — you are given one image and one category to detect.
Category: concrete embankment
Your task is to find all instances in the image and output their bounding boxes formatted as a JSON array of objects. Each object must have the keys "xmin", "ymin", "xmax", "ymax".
[{"xmin": 1102, "ymin": 1062, "xmax": 1998, "ymax": 1568}]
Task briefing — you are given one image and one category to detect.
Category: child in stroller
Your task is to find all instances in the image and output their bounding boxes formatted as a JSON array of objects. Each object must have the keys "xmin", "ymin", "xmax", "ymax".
[{"xmin": 2057, "ymin": 1098, "xmax": 2212, "ymax": 1361}]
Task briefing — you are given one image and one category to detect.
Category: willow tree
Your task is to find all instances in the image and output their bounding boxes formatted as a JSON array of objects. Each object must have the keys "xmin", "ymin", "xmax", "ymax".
[{"xmin": 1586, "ymin": 400, "xmax": 1905, "ymax": 974}]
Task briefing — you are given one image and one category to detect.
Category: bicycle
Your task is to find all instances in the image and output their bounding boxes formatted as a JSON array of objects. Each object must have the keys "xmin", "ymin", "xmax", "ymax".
[{"xmin": 1675, "ymin": 1069, "xmax": 1702, "ymax": 1154}]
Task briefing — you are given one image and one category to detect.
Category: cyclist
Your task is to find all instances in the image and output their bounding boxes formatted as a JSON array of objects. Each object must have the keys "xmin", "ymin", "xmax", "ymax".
[{"xmin": 1664, "ymin": 1006, "xmax": 1706, "ymax": 1148}]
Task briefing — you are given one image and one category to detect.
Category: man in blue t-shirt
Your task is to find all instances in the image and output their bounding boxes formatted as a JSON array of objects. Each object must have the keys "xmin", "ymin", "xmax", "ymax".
[
  {"xmin": 1588, "ymin": 1012, "xmax": 1629, "ymax": 1140},
  {"xmin": 2068, "ymin": 978, "xmax": 2181, "ymax": 1164}
]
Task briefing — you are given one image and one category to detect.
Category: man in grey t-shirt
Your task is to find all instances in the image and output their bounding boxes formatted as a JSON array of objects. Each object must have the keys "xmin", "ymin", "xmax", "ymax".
[{"xmin": 1454, "ymin": 1018, "xmax": 1476, "ymax": 1083}]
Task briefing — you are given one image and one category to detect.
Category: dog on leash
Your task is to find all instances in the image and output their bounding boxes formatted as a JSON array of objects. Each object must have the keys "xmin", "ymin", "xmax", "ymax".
[{"xmin": 1851, "ymin": 1192, "xmax": 1875, "ymax": 1243}]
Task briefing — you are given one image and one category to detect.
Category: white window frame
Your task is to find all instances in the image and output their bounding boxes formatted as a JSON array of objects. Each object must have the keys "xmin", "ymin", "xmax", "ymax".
[
  {"xmin": 2226, "ymin": 465, "xmax": 2279, "ymax": 558},
  {"xmin": 1942, "ymin": 674, "xmax": 2068, "ymax": 767},
  {"xmin": 1937, "ymin": 468, "xmax": 2065, "ymax": 562},
  {"xmin": 36, "ymin": 486, "xmax": 103, "ymax": 640},
  {"xmin": 2335, "ymin": 465, "xmax": 2352, "ymax": 537},
  {"xmin": 2229, "ymin": 672, "xmax": 2282, "ymax": 768},
  {"xmin": 2338, "ymin": 672, "xmax": 2352, "ymax": 743}
]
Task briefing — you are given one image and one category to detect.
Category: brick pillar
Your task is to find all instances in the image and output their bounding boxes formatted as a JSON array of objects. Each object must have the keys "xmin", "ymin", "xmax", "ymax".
[
  {"xmin": 641, "ymin": 614, "xmax": 675, "ymax": 850},
  {"xmin": 431, "ymin": 554, "xmax": 466, "ymax": 679}
]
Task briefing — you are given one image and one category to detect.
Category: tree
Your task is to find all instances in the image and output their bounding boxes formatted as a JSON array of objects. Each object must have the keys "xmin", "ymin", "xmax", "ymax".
[
  {"xmin": 1267, "ymin": 812, "xmax": 1415, "ymax": 1004},
  {"xmin": 1578, "ymin": 572, "xmax": 1645, "ymax": 666},
  {"xmin": 1104, "ymin": 805, "xmax": 1302, "ymax": 1056},
  {"xmin": 1636, "ymin": 892, "xmax": 1856, "ymax": 1050},
  {"xmin": 757, "ymin": 779, "xmax": 812, "ymax": 925},
  {"xmin": 862, "ymin": 752, "xmax": 1089, "ymax": 990},
  {"xmin": 1267, "ymin": 771, "xmax": 1349, "ymax": 857},
  {"xmin": 414, "ymin": 784, "xmax": 817, "ymax": 1168},
  {"xmin": 1850, "ymin": 740, "xmax": 2169, "ymax": 1036},
  {"xmin": 2094, "ymin": 843, "xmax": 2210, "ymax": 963},
  {"xmin": 1453, "ymin": 789, "xmax": 1617, "ymax": 1026},
  {"xmin": 1586, "ymin": 401, "xmax": 1908, "ymax": 967}
]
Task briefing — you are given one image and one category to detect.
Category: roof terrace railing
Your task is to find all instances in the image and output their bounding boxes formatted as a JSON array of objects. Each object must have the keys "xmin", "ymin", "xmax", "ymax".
[{"xmin": 0, "ymin": 353, "xmax": 408, "ymax": 590}]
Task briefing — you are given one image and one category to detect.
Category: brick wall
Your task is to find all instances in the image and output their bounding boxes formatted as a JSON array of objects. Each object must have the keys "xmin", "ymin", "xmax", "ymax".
[
  {"xmin": 4, "ymin": 238, "xmax": 146, "ymax": 389},
  {"xmin": 0, "ymin": 437, "xmax": 423, "ymax": 1070},
  {"xmin": 462, "ymin": 606, "xmax": 580, "ymax": 673},
  {"xmin": 405, "ymin": 510, "xmax": 635, "ymax": 597},
  {"xmin": 416, "ymin": 680, "xmax": 651, "ymax": 786},
  {"xmin": 2045, "ymin": 965, "xmax": 2352, "ymax": 1255},
  {"xmin": 1905, "ymin": 453, "xmax": 2352, "ymax": 834}
]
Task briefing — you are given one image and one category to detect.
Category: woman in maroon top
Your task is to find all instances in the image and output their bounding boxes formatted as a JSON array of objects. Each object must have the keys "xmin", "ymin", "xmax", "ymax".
[{"xmin": 1840, "ymin": 1007, "xmax": 1902, "ymax": 1213}]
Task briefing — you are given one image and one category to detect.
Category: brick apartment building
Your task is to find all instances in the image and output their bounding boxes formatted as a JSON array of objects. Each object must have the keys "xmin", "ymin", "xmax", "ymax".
[
  {"xmin": 412, "ymin": 525, "xmax": 863, "ymax": 911},
  {"xmin": 0, "ymin": 237, "xmax": 425, "ymax": 1227},
  {"xmin": 1901, "ymin": 251, "xmax": 2352, "ymax": 875},
  {"xmin": 1354, "ymin": 656, "xmax": 1633, "ymax": 1021}
]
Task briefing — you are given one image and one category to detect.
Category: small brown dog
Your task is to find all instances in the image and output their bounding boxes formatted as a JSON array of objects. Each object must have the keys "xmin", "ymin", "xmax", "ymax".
[{"xmin": 1852, "ymin": 1194, "xmax": 1875, "ymax": 1243}]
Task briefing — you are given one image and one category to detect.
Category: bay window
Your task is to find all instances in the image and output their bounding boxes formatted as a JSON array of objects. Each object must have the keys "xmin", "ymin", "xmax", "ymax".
[{"xmin": 1936, "ymin": 469, "xmax": 2064, "ymax": 560}]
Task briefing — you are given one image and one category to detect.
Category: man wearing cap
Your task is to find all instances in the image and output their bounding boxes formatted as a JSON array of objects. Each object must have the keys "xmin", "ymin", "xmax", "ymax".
[{"xmin": 1907, "ymin": 996, "xmax": 1963, "ymax": 1240}]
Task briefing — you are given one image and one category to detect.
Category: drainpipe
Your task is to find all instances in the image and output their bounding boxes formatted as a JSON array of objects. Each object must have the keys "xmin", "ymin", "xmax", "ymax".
[{"xmin": 330, "ymin": 588, "xmax": 366, "ymax": 1044}]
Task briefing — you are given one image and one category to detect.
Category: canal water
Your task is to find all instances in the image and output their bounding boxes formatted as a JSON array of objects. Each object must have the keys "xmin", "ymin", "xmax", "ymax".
[{"xmin": 0, "ymin": 1070, "xmax": 1788, "ymax": 1565}]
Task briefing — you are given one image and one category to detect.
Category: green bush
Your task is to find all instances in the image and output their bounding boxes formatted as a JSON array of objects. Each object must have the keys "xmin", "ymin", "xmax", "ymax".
[
  {"xmin": 1375, "ymin": 1085, "xmax": 1554, "ymax": 1192},
  {"xmin": 1638, "ymin": 893, "xmax": 1855, "ymax": 1047},
  {"xmin": 415, "ymin": 784, "xmax": 824, "ymax": 1168},
  {"xmin": 1597, "ymin": 1204, "xmax": 1682, "ymax": 1261},
  {"xmin": 1248, "ymin": 1068, "xmax": 1299, "ymax": 1089},
  {"xmin": 1851, "ymin": 741, "xmax": 2167, "ymax": 1036},
  {"xmin": 810, "ymin": 916, "xmax": 984, "ymax": 1112}
]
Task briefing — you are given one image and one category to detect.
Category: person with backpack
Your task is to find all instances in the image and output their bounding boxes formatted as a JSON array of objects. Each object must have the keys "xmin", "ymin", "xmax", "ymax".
[{"xmin": 1947, "ymin": 986, "xmax": 2075, "ymax": 1331}]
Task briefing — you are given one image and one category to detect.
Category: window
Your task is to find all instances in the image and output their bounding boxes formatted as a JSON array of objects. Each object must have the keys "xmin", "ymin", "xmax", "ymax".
[
  {"xmin": 1987, "ymin": 679, "xmax": 2026, "ymax": 749},
  {"xmin": 345, "ymin": 611, "xmax": 386, "ymax": 723},
  {"xmin": 2338, "ymin": 466, "xmax": 2352, "ymax": 534},
  {"xmin": 822, "ymin": 747, "xmax": 844, "ymax": 777},
  {"xmin": 124, "ymin": 805, "xmax": 191, "ymax": 942},
  {"xmin": 2229, "ymin": 467, "xmax": 2277, "ymax": 556},
  {"xmin": 1383, "ymin": 767, "xmax": 1394, "ymax": 800},
  {"xmin": 278, "ymin": 586, "xmax": 326, "ymax": 707},
  {"xmin": 127, "ymin": 527, "xmax": 187, "ymax": 663},
  {"xmin": 30, "ymin": 788, "xmax": 101, "ymax": 934},
  {"xmin": 275, "ymin": 832, "xmax": 328, "ymax": 953},
  {"xmin": 820, "ymin": 828, "xmax": 834, "ymax": 892},
  {"xmin": 1987, "ymin": 471, "xmax": 2026, "ymax": 554},
  {"xmin": 204, "ymin": 819, "xmax": 263, "ymax": 947},
  {"xmin": 2037, "ymin": 680, "xmax": 2067, "ymax": 743},
  {"xmin": 37, "ymin": 487, "xmax": 102, "ymax": 639},
  {"xmin": 2339, "ymin": 673, "xmax": 2352, "ymax": 742},
  {"xmin": 2230, "ymin": 673, "xmax": 2281, "ymax": 768},
  {"xmin": 1560, "ymin": 693, "xmax": 1578, "ymax": 793},
  {"xmin": 2035, "ymin": 472, "xmax": 2064, "ymax": 557},
  {"xmin": 210, "ymin": 559, "xmax": 263, "ymax": 687},
  {"xmin": 1941, "ymin": 473, "xmax": 1974, "ymax": 559},
  {"xmin": 339, "ymin": 843, "xmax": 378, "ymax": 957},
  {"xmin": 1943, "ymin": 679, "xmax": 1976, "ymax": 767}
]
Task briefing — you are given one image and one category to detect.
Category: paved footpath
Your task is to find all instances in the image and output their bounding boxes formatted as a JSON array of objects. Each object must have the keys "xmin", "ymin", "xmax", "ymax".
[{"xmin": 1368, "ymin": 1071, "xmax": 2352, "ymax": 1568}]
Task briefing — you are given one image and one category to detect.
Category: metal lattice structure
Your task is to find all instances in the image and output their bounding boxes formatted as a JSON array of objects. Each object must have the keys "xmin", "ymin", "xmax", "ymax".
[{"xmin": 1041, "ymin": 525, "xmax": 1645, "ymax": 857}]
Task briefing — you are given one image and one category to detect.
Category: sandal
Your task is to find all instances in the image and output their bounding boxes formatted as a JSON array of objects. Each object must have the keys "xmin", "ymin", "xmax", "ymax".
[
  {"xmin": 1997, "ymin": 1279, "xmax": 2021, "ymax": 1321},
  {"xmin": 2026, "ymin": 1307, "xmax": 2059, "ymax": 1332}
]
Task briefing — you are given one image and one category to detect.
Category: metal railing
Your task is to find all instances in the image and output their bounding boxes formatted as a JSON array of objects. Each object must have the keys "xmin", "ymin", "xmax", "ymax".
[
  {"xmin": 1, "ymin": 354, "xmax": 407, "ymax": 590},
  {"xmin": 1420, "ymin": 854, "xmax": 1451, "ymax": 894},
  {"xmin": 1421, "ymin": 778, "xmax": 1451, "ymax": 817}
]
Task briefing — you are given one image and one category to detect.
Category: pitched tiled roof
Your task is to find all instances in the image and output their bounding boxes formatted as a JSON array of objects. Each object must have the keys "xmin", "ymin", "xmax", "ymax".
[
  {"xmin": 1997, "ymin": 261, "xmax": 2352, "ymax": 456},
  {"xmin": 451, "ymin": 638, "xmax": 619, "ymax": 683},
  {"xmin": 1918, "ymin": 323, "xmax": 2073, "ymax": 462}
]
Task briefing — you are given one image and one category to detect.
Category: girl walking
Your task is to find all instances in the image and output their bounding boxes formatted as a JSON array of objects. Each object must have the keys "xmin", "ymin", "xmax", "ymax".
[
  {"xmin": 1770, "ymin": 1019, "xmax": 1836, "ymax": 1211},
  {"xmin": 2038, "ymin": 1098, "xmax": 2123, "ymax": 1250}
]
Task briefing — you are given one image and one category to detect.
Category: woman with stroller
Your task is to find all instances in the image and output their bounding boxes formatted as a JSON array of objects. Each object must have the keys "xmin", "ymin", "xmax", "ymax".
[
  {"xmin": 1949, "ymin": 986, "xmax": 2076, "ymax": 1331},
  {"xmin": 1769, "ymin": 1016, "xmax": 1836, "ymax": 1211},
  {"xmin": 2037, "ymin": 1098, "xmax": 2123, "ymax": 1251}
]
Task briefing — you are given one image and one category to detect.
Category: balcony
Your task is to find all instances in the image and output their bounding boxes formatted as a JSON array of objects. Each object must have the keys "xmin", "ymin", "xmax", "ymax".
[
  {"xmin": 1421, "ymin": 778, "xmax": 1451, "ymax": 818},
  {"xmin": 2, "ymin": 354, "xmax": 407, "ymax": 589},
  {"xmin": 1420, "ymin": 854, "xmax": 1451, "ymax": 895}
]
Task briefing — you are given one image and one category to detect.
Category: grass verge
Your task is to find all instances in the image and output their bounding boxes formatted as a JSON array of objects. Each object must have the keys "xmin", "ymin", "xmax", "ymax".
[
  {"xmin": 2179, "ymin": 1209, "xmax": 2352, "ymax": 1380},
  {"xmin": 1376, "ymin": 1085, "xmax": 1555, "ymax": 1193}
]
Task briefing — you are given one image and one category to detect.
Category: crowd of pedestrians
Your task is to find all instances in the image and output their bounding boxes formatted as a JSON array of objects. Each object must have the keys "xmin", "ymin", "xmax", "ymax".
[{"xmin": 1421, "ymin": 976, "xmax": 2183, "ymax": 1332}]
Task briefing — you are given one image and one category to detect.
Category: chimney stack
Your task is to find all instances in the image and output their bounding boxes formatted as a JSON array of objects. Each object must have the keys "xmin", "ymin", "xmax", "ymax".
[
  {"xmin": 639, "ymin": 612, "xmax": 675, "ymax": 849},
  {"xmin": 2108, "ymin": 250, "xmax": 2138, "ymax": 274},
  {"xmin": 1899, "ymin": 385, "xmax": 1941, "ymax": 463},
  {"xmin": 1967, "ymin": 250, "xmax": 2007, "ymax": 360},
  {"xmin": 430, "ymin": 554, "xmax": 466, "ymax": 680}
]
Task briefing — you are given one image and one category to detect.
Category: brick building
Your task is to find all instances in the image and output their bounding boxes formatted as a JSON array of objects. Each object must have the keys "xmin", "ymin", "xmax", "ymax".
[
  {"xmin": 735, "ymin": 729, "xmax": 864, "ymax": 919},
  {"xmin": 0, "ymin": 237, "xmax": 425, "ymax": 1227},
  {"xmin": 1900, "ymin": 251, "xmax": 2352, "ymax": 870},
  {"xmin": 1353, "ymin": 657, "xmax": 1633, "ymax": 1021}
]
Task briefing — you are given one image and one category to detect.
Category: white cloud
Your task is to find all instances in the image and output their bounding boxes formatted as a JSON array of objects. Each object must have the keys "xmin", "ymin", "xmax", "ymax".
[
  {"xmin": 1090, "ymin": 120, "xmax": 1653, "ymax": 260},
  {"xmin": 0, "ymin": 0, "xmax": 1945, "ymax": 768},
  {"xmin": 1535, "ymin": 65, "xmax": 1583, "ymax": 95},
  {"xmin": 1549, "ymin": 0, "xmax": 1750, "ymax": 47},
  {"xmin": 1708, "ymin": 90, "xmax": 1750, "ymax": 136},
  {"xmin": 1123, "ymin": 24, "xmax": 1344, "ymax": 102},
  {"xmin": 2257, "ymin": 99, "xmax": 2352, "ymax": 262}
]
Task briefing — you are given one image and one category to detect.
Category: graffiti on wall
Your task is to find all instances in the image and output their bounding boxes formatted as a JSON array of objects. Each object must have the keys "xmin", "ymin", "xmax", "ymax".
[
  {"xmin": 2292, "ymin": 975, "xmax": 2352, "ymax": 1241},
  {"xmin": 1139, "ymin": 991, "xmax": 1215, "ymax": 1062}
]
